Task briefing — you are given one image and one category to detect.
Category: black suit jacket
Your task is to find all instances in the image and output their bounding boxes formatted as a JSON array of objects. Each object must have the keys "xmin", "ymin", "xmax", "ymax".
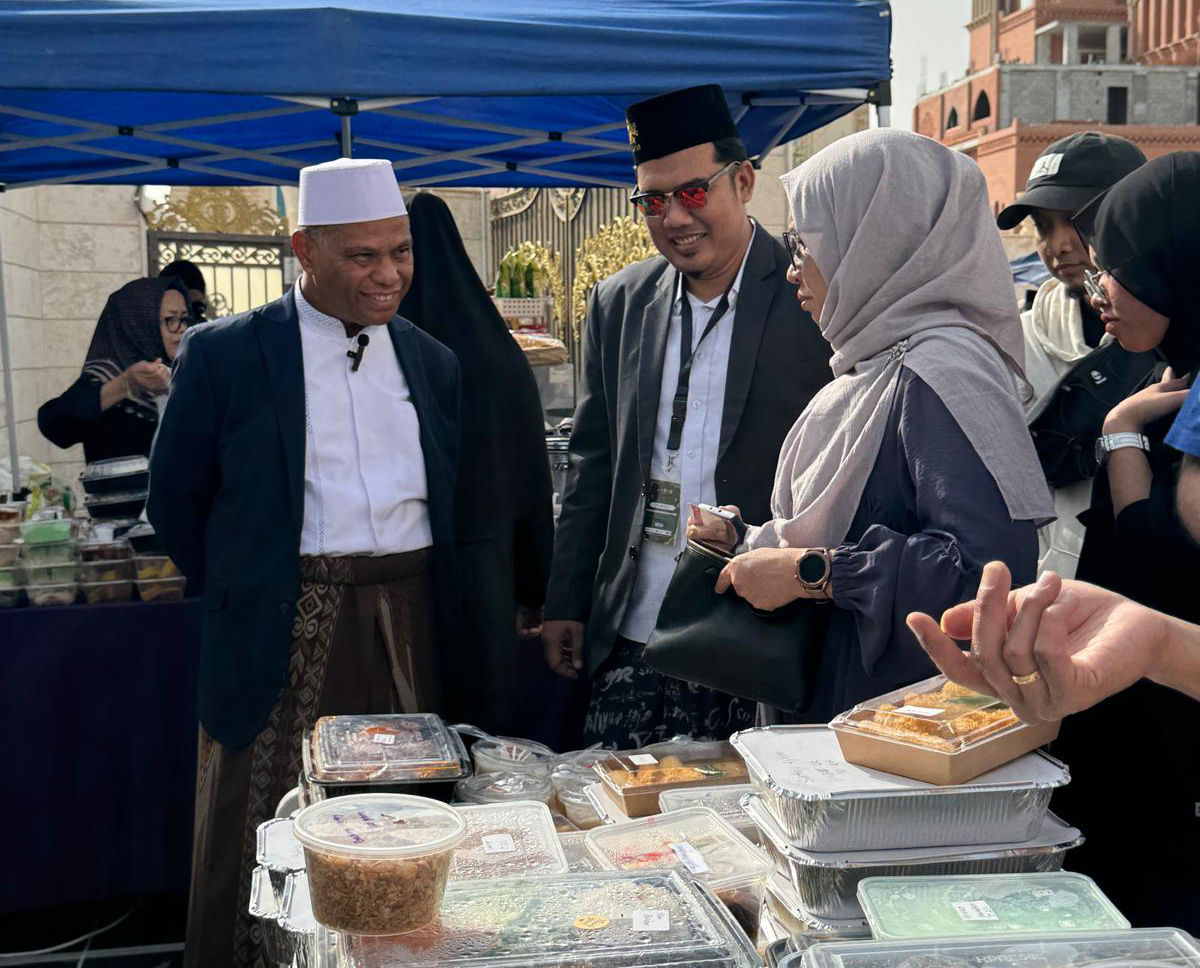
[
  {"xmin": 147, "ymin": 289, "xmax": 460, "ymax": 748},
  {"xmin": 544, "ymin": 224, "xmax": 831, "ymax": 673}
]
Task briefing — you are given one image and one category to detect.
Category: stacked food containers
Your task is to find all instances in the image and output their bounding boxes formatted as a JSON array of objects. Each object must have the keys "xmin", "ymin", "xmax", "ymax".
[
  {"xmin": 133, "ymin": 554, "xmax": 186, "ymax": 602},
  {"xmin": 78, "ymin": 538, "xmax": 135, "ymax": 604},
  {"xmin": 590, "ymin": 739, "xmax": 750, "ymax": 820},
  {"xmin": 18, "ymin": 517, "xmax": 79, "ymax": 606},
  {"xmin": 659, "ymin": 783, "xmax": 757, "ymax": 844},
  {"xmin": 731, "ymin": 709, "xmax": 1075, "ymax": 947},
  {"xmin": 0, "ymin": 504, "xmax": 24, "ymax": 607},
  {"xmin": 300, "ymin": 713, "xmax": 472, "ymax": 805},
  {"xmin": 79, "ymin": 456, "xmax": 150, "ymax": 525}
]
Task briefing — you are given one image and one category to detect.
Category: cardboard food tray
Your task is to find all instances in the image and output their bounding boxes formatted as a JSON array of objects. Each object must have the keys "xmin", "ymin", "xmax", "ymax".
[{"xmin": 595, "ymin": 744, "xmax": 748, "ymax": 818}]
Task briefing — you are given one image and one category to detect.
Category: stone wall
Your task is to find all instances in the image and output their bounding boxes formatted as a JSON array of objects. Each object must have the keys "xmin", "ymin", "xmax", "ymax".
[{"xmin": 1, "ymin": 185, "xmax": 146, "ymax": 491}]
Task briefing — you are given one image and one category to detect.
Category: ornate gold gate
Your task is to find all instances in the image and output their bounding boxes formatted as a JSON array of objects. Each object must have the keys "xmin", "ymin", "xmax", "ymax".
[{"xmin": 145, "ymin": 187, "xmax": 292, "ymax": 319}]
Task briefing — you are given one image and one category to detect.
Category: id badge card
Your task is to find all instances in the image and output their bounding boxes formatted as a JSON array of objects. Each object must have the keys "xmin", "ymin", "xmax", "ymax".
[{"xmin": 642, "ymin": 478, "xmax": 681, "ymax": 545}]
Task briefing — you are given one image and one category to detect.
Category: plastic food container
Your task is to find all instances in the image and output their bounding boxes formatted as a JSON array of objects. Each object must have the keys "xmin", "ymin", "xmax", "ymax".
[
  {"xmin": 584, "ymin": 806, "xmax": 772, "ymax": 938},
  {"xmin": 456, "ymin": 770, "xmax": 554, "ymax": 806},
  {"xmin": 79, "ymin": 540, "xmax": 133, "ymax": 563},
  {"xmin": 0, "ymin": 524, "xmax": 16, "ymax": 545},
  {"xmin": 765, "ymin": 871, "xmax": 872, "ymax": 943},
  {"xmin": 744, "ymin": 792, "xmax": 1082, "ymax": 920},
  {"xmin": 27, "ymin": 583, "xmax": 77, "ymax": 606},
  {"xmin": 81, "ymin": 579, "xmax": 133, "ymax": 604},
  {"xmin": 553, "ymin": 762, "xmax": 606, "ymax": 829},
  {"xmin": 0, "ymin": 544, "xmax": 18, "ymax": 567},
  {"xmin": 78, "ymin": 559, "xmax": 135, "ymax": 583},
  {"xmin": 766, "ymin": 937, "xmax": 794, "ymax": 968},
  {"xmin": 19, "ymin": 539, "xmax": 76, "ymax": 565},
  {"xmin": 134, "ymin": 554, "xmax": 181, "ymax": 580},
  {"xmin": 584, "ymin": 780, "xmax": 633, "ymax": 824},
  {"xmin": 558, "ymin": 830, "xmax": 605, "ymax": 873},
  {"xmin": 20, "ymin": 518, "xmax": 77, "ymax": 544},
  {"xmin": 0, "ymin": 585, "xmax": 22, "ymax": 608},
  {"xmin": 247, "ymin": 865, "xmax": 287, "ymax": 964},
  {"xmin": 83, "ymin": 490, "xmax": 148, "ymax": 521},
  {"xmin": 449, "ymin": 800, "xmax": 568, "ymax": 881},
  {"xmin": 730, "ymin": 725, "xmax": 1069, "ymax": 851},
  {"xmin": 256, "ymin": 817, "xmax": 307, "ymax": 902},
  {"xmin": 336, "ymin": 869, "xmax": 762, "ymax": 968},
  {"xmin": 23, "ymin": 563, "xmax": 77, "ymax": 585},
  {"xmin": 137, "ymin": 576, "xmax": 186, "ymax": 602},
  {"xmin": 594, "ymin": 739, "xmax": 749, "ymax": 818},
  {"xmin": 660, "ymin": 784, "xmax": 757, "ymax": 844},
  {"xmin": 307, "ymin": 713, "xmax": 470, "ymax": 787},
  {"xmin": 856, "ymin": 872, "xmax": 1130, "ymax": 939},
  {"xmin": 79, "ymin": 456, "xmax": 150, "ymax": 496},
  {"xmin": 0, "ymin": 503, "xmax": 25, "ymax": 524},
  {"xmin": 0, "ymin": 566, "xmax": 19, "ymax": 589},
  {"xmin": 291, "ymin": 793, "xmax": 467, "ymax": 936},
  {"xmin": 801, "ymin": 928, "xmax": 1200, "ymax": 968},
  {"xmin": 830, "ymin": 675, "xmax": 1061, "ymax": 785},
  {"xmin": 471, "ymin": 735, "xmax": 555, "ymax": 776}
]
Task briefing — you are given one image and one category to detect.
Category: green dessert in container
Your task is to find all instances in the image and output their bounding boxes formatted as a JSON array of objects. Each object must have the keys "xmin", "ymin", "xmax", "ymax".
[
  {"xmin": 856, "ymin": 872, "xmax": 1129, "ymax": 939},
  {"xmin": 19, "ymin": 518, "xmax": 76, "ymax": 544}
]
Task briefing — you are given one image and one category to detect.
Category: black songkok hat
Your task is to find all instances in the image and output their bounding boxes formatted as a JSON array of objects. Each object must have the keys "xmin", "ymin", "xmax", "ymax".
[{"xmin": 624, "ymin": 84, "xmax": 741, "ymax": 165}]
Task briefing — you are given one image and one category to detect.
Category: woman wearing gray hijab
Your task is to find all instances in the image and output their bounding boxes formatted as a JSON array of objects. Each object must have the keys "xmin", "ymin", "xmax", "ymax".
[{"xmin": 691, "ymin": 129, "xmax": 1054, "ymax": 722}]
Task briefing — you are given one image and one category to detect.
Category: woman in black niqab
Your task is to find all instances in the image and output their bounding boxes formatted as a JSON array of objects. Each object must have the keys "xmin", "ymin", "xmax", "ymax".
[
  {"xmin": 399, "ymin": 192, "xmax": 555, "ymax": 733},
  {"xmin": 1058, "ymin": 152, "xmax": 1200, "ymax": 934}
]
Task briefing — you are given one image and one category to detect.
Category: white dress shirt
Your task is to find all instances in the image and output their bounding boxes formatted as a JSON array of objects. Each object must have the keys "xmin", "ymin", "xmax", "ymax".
[
  {"xmin": 618, "ymin": 227, "xmax": 754, "ymax": 643},
  {"xmin": 295, "ymin": 281, "xmax": 433, "ymax": 556}
]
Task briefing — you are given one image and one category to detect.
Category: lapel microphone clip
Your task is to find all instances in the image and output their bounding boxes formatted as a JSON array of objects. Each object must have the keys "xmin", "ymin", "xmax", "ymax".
[{"xmin": 347, "ymin": 333, "xmax": 370, "ymax": 372}]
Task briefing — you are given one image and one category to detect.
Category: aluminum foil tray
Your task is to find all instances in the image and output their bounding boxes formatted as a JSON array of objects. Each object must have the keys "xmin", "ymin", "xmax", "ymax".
[
  {"xmin": 764, "ymin": 872, "xmax": 871, "ymax": 945},
  {"xmin": 247, "ymin": 865, "xmax": 289, "ymax": 965},
  {"xmin": 730, "ymin": 726, "xmax": 1067, "ymax": 851},
  {"xmin": 744, "ymin": 794, "xmax": 1081, "ymax": 920}
]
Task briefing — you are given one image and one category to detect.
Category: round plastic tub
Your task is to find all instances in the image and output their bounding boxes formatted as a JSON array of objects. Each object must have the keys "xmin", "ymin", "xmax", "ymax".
[
  {"xmin": 455, "ymin": 770, "xmax": 554, "ymax": 806},
  {"xmin": 470, "ymin": 736, "xmax": 554, "ymax": 776},
  {"xmin": 292, "ymin": 793, "xmax": 466, "ymax": 936}
]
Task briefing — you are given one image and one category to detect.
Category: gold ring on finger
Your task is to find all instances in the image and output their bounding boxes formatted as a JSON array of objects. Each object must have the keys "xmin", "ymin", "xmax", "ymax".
[{"xmin": 1011, "ymin": 670, "xmax": 1041, "ymax": 685}]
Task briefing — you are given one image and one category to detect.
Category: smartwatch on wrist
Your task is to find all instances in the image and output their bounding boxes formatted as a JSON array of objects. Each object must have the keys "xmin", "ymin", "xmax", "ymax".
[
  {"xmin": 795, "ymin": 548, "xmax": 832, "ymax": 598},
  {"xmin": 1094, "ymin": 432, "xmax": 1150, "ymax": 467}
]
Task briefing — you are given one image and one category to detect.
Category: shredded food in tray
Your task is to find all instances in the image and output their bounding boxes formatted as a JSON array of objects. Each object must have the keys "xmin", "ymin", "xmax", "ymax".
[
  {"xmin": 854, "ymin": 682, "xmax": 1017, "ymax": 750},
  {"xmin": 604, "ymin": 755, "xmax": 747, "ymax": 790},
  {"xmin": 306, "ymin": 847, "xmax": 453, "ymax": 935}
]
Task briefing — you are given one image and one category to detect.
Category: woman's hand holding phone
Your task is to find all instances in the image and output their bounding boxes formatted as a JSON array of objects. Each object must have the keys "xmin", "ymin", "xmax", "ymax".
[{"xmin": 686, "ymin": 503, "xmax": 742, "ymax": 554}]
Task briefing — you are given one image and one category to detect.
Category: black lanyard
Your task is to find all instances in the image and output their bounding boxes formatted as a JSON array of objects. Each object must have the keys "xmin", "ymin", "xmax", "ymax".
[{"xmin": 666, "ymin": 271, "xmax": 736, "ymax": 452}]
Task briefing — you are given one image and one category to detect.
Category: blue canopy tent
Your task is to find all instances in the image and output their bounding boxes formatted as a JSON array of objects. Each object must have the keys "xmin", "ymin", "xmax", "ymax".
[{"xmin": 0, "ymin": 0, "xmax": 893, "ymax": 484}]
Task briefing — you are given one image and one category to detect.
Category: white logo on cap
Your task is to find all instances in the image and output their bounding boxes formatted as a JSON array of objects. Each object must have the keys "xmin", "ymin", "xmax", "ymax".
[{"xmin": 1029, "ymin": 153, "xmax": 1064, "ymax": 184}]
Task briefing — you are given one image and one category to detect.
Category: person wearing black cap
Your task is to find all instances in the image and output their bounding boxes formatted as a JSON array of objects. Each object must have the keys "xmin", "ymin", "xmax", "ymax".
[
  {"xmin": 540, "ymin": 84, "xmax": 831, "ymax": 747},
  {"xmin": 996, "ymin": 132, "xmax": 1156, "ymax": 581}
]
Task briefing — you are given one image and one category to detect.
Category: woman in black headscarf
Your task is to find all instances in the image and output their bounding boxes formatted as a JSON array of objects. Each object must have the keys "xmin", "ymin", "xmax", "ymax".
[
  {"xmin": 38, "ymin": 276, "xmax": 192, "ymax": 462},
  {"xmin": 399, "ymin": 192, "xmax": 555, "ymax": 734},
  {"xmin": 1054, "ymin": 152, "xmax": 1200, "ymax": 932}
]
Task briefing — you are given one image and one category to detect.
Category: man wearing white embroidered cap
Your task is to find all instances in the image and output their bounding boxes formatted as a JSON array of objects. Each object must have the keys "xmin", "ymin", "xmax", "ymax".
[{"xmin": 148, "ymin": 157, "xmax": 460, "ymax": 968}]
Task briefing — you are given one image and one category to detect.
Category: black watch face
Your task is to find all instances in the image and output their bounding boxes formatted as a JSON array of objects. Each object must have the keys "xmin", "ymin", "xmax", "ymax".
[{"xmin": 797, "ymin": 552, "xmax": 827, "ymax": 584}]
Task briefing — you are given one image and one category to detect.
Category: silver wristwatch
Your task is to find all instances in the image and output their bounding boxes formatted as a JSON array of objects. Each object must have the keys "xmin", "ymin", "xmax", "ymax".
[{"xmin": 1094, "ymin": 432, "xmax": 1150, "ymax": 467}]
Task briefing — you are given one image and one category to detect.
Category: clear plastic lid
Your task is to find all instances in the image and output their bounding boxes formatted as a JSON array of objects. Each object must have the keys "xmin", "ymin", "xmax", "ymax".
[
  {"xmin": 449, "ymin": 800, "xmax": 568, "ymax": 881},
  {"xmin": 659, "ymin": 784, "xmax": 754, "ymax": 830},
  {"xmin": 255, "ymin": 817, "xmax": 307, "ymax": 873},
  {"xmin": 830, "ymin": 675, "xmax": 1027, "ymax": 752},
  {"xmin": 80, "ymin": 456, "xmax": 150, "ymax": 480},
  {"xmin": 595, "ymin": 739, "xmax": 748, "ymax": 795},
  {"xmin": 292, "ymin": 794, "xmax": 466, "ymax": 858},
  {"xmin": 584, "ymin": 807, "xmax": 771, "ymax": 891},
  {"xmin": 19, "ymin": 518, "xmax": 77, "ymax": 544},
  {"xmin": 558, "ymin": 831, "xmax": 605, "ymax": 873},
  {"xmin": 731, "ymin": 726, "xmax": 1068, "ymax": 800},
  {"xmin": 803, "ymin": 929, "xmax": 1200, "ymax": 968},
  {"xmin": 471, "ymin": 736, "xmax": 555, "ymax": 776},
  {"xmin": 856, "ymin": 873, "xmax": 1130, "ymax": 939},
  {"xmin": 310, "ymin": 714, "xmax": 470, "ymax": 784},
  {"xmin": 336, "ymin": 870, "xmax": 761, "ymax": 968},
  {"xmin": 455, "ymin": 770, "xmax": 553, "ymax": 804}
]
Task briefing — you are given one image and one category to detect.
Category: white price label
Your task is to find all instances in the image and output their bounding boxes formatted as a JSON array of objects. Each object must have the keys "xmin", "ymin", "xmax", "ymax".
[
  {"xmin": 669, "ymin": 841, "xmax": 711, "ymax": 875},
  {"xmin": 892, "ymin": 705, "xmax": 945, "ymax": 718},
  {"xmin": 371, "ymin": 733, "xmax": 396, "ymax": 745},
  {"xmin": 482, "ymin": 834, "xmax": 517, "ymax": 854},
  {"xmin": 632, "ymin": 909, "xmax": 670, "ymax": 932},
  {"xmin": 953, "ymin": 900, "xmax": 999, "ymax": 922},
  {"xmin": 629, "ymin": 753, "xmax": 658, "ymax": 766}
]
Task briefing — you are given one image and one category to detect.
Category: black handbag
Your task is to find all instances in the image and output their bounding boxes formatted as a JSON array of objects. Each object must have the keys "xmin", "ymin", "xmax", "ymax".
[
  {"xmin": 643, "ymin": 540, "xmax": 829, "ymax": 713},
  {"xmin": 1029, "ymin": 343, "xmax": 1164, "ymax": 488}
]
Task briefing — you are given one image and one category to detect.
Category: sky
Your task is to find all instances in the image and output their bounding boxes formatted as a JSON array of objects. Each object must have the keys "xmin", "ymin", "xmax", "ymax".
[{"xmin": 888, "ymin": 0, "xmax": 974, "ymax": 130}]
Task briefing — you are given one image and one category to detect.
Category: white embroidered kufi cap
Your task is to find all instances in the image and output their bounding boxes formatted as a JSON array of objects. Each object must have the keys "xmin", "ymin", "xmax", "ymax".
[{"xmin": 297, "ymin": 158, "xmax": 407, "ymax": 226}]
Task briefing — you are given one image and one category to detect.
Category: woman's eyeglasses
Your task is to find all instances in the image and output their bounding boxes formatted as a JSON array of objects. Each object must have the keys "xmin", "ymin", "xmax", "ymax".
[
  {"xmin": 782, "ymin": 230, "xmax": 807, "ymax": 273},
  {"xmin": 629, "ymin": 161, "xmax": 738, "ymax": 218},
  {"xmin": 161, "ymin": 314, "xmax": 192, "ymax": 334},
  {"xmin": 1083, "ymin": 269, "xmax": 1110, "ymax": 309}
]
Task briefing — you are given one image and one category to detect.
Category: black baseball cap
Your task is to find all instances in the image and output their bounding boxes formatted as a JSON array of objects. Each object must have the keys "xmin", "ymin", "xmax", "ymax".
[{"xmin": 996, "ymin": 132, "xmax": 1146, "ymax": 230}]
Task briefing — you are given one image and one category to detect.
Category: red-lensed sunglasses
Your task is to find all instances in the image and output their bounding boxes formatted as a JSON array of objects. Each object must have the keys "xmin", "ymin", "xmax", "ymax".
[{"xmin": 629, "ymin": 161, "xmax": 739, "ymax": 218}]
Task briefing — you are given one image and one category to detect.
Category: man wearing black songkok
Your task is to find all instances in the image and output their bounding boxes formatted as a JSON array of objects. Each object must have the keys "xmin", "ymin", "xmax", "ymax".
[{"xmin": 541, "ymin": 84, "xmax": 831, "ymax": 747}]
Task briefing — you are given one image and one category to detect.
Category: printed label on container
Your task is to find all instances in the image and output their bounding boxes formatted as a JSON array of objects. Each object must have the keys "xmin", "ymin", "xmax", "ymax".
[
  {"xmin": 632, "ymin": 910, "xmax": 670, "ymax": 932},
  {"xmin": 953, "ymin": 900, "xmax": 999, "ymax": 922},
  {"xmin": 371, "ymin": 733, "xmax": 396, "ymax": 745},
  {"xmin": 574, "ymin": 915, "xmax": 609, "ymax": 930},
  {"xmin": 629, "ymin": 754, "xmax": 658, "ymax": 766},
  {"xmin": 669, "ymin": 841, "xmax": 711, "ymax": 875},
  {"xmin": 482, "ymin": 834, "xmax": 517, "ymax": 854},
  {"xmin": 892, "ymin": 705, "xmax": 946, "ymax": 717}
]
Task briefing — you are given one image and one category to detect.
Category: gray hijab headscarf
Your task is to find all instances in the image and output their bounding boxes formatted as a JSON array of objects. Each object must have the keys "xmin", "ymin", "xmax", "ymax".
[{"xmin": 746, "ymin": 129, "xmax": 1053, "ymax": 551}]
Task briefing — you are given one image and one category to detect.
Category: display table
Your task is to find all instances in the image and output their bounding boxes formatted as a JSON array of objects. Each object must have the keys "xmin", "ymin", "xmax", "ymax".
[{"xmin": 0, "ymin": 598, "xmax": 202, "ymax": 912}]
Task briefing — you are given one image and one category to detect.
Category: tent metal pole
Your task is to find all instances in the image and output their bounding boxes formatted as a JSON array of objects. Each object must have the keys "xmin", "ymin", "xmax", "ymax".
[
  {"xmin": 341, "ymin": 114, "xmax": 352, "ymax": 158},
  {"xmin": 0, "ymin": 207, "xmax": 20, "ymax": 494},
  {"xmin": 876, "ymin": 105, "xmax": 892, "ymax": 127}
]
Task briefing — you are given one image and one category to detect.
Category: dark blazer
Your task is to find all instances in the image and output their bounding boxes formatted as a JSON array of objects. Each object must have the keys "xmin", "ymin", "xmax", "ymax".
[
  {"xmin": 544, "ymin": 224, "xmax": 831, "ymax": 674},
  {"xmin": 147, "ymin": 289, "xmax": 460, "ymax": 748}
]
